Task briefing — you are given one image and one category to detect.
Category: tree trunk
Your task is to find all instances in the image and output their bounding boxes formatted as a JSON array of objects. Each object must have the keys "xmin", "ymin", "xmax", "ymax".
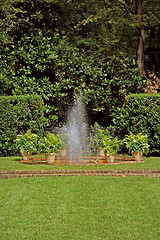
[{"xmin": 137, "ymin": 0, "xmax": 145, "ymax": 77}]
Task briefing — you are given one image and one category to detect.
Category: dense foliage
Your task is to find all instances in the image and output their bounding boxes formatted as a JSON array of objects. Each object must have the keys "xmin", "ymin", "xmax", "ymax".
[
  {"xmin": 0, "ymin": 0, "xmax": 160, "ymax": 156},
  {"xmin": 0, "ymin": 29, "xmax": 145, "ymax": 126},
  {"xmin": 0, "ymin": 25, "xmax": 145, "ymax": 124},
  {"xmin": 112, "ymin": 93, "xmax": 160, "ymax": 156},
  {"xmin": 0, "ymin": 95, "xmax": 44, "ymax": 156},
  {"xmin": 0, "ymin": 0, "xmax": 159, "ymax": 125},
  {"xmin": 144, "ymin": 0, "xmax": 160, "ymax": 75}
]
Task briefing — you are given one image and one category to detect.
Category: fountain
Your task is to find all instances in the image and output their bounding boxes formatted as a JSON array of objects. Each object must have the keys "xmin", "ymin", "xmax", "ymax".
[
  {"xmin": 19, "ymin": 95, "xmax": 137, "ymax": 165},
  {"xmin": 61, "ymin": 95, "xmax": 89, "ymax": 163}
]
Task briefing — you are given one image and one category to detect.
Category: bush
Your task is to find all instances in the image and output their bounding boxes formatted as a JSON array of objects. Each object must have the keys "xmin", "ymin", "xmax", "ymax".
[
  {"xmin": 38, "ymin": 132, "xmax": 62, "ymax": 154},
  {"xmin": 112, "ymin": 93, "xmax": 160, "ymax": 156},
  {"xmin": 0, "ymin": 95, "xmax": 44, "ymax": 156},
  {"xmin": 0, "ymin": 27, "xmax": 145, "ymax": 127},
  {"xmin": 16, "ymin": 129, "xmax": 38, "ymax": 154}
]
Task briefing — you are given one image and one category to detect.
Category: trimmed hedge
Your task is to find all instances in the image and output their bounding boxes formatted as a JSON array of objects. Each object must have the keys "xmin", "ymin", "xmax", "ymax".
[
  {"xmin": 112, "ymin": 93, "xmax": 160, "ymax": 156},
  {"xmin": 0, "ymin": 95, "xmax": 44, "ymax": 156}
]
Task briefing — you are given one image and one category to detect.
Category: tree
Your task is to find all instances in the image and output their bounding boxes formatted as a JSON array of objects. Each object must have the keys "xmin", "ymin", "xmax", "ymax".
[
  {"xmin": 0, "ymin": 0, "xmax": 149, "ymax": 127},
  {"xmin": 144, "ymin": 0, "xmax": 160, "ymax": 76},
  {"xmin": 65, "ymin": 0, "xmax": 159, "ymax": 78},
  {"xmin": 69, "ymin": 0, "xmax": 138, "ymax": 57},
  {"xmin": 137, "ymin": 0, "xmax": 145, "ymax": 77},
  {"xmin": 0, "ymin": 0, "xmax": 25, "ymax": 43}
]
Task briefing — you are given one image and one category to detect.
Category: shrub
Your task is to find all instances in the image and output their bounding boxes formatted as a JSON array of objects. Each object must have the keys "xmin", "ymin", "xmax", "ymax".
[
  {"xmin": 1, "ymin": 29, "xmax": 145, "ymax": 127},
  {"xmin": 38, "ymin": 132, "xmax": 62, "ymax": 154},
  {"xmin": 16, "ymin": 129, "xmax": 38, "ymax": 154},
  {"xmin": 123, "ymin": 132, "xmax": 150, "ymax": 155},
  {"xmin": 102, "ymin": 136, "xmax": 121, "ymax": 156},
  {"xmin": 112, "ymin": 93, "xmax": 160, "ymax": 156},
  {"xmin": 0, "ymin": 95, "xmax": 44, "ymax": 156}
]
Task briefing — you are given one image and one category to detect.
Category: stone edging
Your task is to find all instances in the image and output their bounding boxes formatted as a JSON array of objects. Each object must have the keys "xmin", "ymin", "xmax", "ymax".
[{"xmin": 0, "ymin": 170, "xmax": 160, "ymax": 178}]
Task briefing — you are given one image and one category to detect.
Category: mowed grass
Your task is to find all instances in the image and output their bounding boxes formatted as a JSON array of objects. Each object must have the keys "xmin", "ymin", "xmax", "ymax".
[
  {"xmin": 1, "ymin": 176, "xmax": 160, "ymax": 240},
  {"xmin": 0, "ymin": 156, "xmax": 160, "ymax": 170}
]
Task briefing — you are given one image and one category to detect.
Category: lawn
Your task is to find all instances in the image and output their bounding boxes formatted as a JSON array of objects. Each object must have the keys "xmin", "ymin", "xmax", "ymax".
[
  {"xmin": 0, "ymin": 156, "xmax": 160, "ymax": 170},
  {"xmin": 1, "ymin": 156, "xmax": 160, "ymax": 239},
  {"xmin": 1, "ymin": 176, "xmax": 160, "ymax": 240}
]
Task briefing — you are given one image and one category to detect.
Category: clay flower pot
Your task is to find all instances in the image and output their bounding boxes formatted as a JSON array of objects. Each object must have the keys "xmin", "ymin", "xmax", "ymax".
[
  {"xmin": 105, "ymin": 154, "xmax": 115, "ymax": 163},
  {"xmin": 45, "ymin": 153, "xmax": 56, "ymax": 163},
  {"xmin": 132, "ymin": 152, "xmax": 142, "ymax": 161},
  {"xmin": 22, "ymin": 151, "xmax": 31, "ymax": 161},
  {"xmin": 59, "ymin": 148, "xmax": 68, "ymax": 157},
  {"xmin": 98, "ymin": 148, "xmax": 105, "ymax": 157}
]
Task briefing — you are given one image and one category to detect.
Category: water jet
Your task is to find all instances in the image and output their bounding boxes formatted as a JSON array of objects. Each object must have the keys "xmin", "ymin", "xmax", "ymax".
[{"xmin": 60, "ymin": 95, "xmax": 89, "ymax": 163}]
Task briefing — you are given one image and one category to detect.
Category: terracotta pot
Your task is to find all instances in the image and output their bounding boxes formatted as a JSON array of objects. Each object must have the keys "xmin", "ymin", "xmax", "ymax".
[
  {"xmin": 132, "ymin": 152, "xmax": 142, "ymax": 161},
  {"xmin": 22, "ymin": 151, "xmax": 31, "ymax": 161},
  {"xmin": 59, "ymin": 148, "xmax": 68, "ymax": 157},
  {"xmin": 109, "ymin": 154, "xmax": 115, "ymax": 163},
  {"xmin": 105, "ymin": 153, "xmax": 115, "ymax": 163},
  {"xmin": 98, "ymin": 148, "xmax": 105, "ymax": 157},
  {"xmin": 45, "ymin": 153, "xmax": 56, "ymax": 163}
]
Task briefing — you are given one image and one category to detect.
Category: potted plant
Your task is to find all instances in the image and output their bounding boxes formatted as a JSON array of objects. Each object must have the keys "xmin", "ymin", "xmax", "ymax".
[
  {"xmin": 91, "ymin": 125, "xmax": 110, "ymax": 157},
  {"xmin": 38, "ymin": 132, "xmax": 62, "ymax": 163},
  {"xmin": 101, "ymin": 135, "xmax": 121, "ymax": 163},
  {"xmin": 59, "ymin": 146, "xmax": 68, "ymax": 158},
  {"xmin": 59, "ymin": 132, "xmax": 68, "ymax": 157},
  {"xmin": 16, "ymin": 130, "xmax": 38, "ymax": 160},
  {"xmin": 123, "ymin": 132, "xmax": 149, "ymax": 161}
]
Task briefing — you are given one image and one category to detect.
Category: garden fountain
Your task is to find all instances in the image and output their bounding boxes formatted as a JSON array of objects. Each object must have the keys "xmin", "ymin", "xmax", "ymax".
[
  {"xmin": 19, "ymin": 96, "xmax": 138, "ymax": 165},
  {"xmin": 61, "ymin": 95, "xmax": 89, "ymax": 163}
]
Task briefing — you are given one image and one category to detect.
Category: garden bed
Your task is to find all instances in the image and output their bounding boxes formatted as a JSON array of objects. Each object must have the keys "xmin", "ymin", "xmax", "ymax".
[{"xmin": 19, "ymin": 155, "xmax": 144, "ymax": 165}]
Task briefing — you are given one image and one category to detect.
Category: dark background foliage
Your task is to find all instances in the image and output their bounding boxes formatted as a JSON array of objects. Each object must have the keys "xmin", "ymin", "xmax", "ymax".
[{"xmin": 0, "ymin": 0, "xmax": 160, "ymax": 155}]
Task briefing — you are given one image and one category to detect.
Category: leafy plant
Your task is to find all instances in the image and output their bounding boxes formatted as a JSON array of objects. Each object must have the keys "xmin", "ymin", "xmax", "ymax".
[
  {"xmin": 102, "ymin": 136, "xmax": 121, "ymax": 156},
  {"xmin": 123, "ymin": 132, "xmax": 150, "ymax": 155},
  {"xmin": 16, "ymin": 130, "xmax": 38, "ymax": 154},
  {"xmin": 91, "ymin": 124, "xmax": 111, "ymax": 149},
  {"xmin": 38, "ymin": 132, "xmax": 62, "ymax": 154}
]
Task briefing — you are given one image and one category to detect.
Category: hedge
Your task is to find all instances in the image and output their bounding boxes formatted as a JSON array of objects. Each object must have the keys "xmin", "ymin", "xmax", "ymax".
[
  {"xmin": 0, "ymin": 95, "xmax": 44, "ymax": 156},
  {"xmin": 112, "ymin": 93, "xmax": 160, "ymax": 156}
]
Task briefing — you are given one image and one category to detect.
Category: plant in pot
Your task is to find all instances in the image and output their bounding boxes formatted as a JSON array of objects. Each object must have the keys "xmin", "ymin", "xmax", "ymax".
[
  {"xmin": 59, "ymin": 132, "xmax": 68, "ymax": 157},
  {"xmin": 123, "ymin": 132, "xmax": 149, "ymax": 161},
  {"xmin": 91, "ymin": 125, "xmax": 110, "ymax": 157},
  {"xmin": 101, "ymin": 135, "xmax": 121, "ymax": 163},
  {"xmin": 38, "ymin": 132, "xmax": 62, "ymax": 163},
  {"xmin": 16, "ymin": 130, "xmax": 38, "ymax": 160}
]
